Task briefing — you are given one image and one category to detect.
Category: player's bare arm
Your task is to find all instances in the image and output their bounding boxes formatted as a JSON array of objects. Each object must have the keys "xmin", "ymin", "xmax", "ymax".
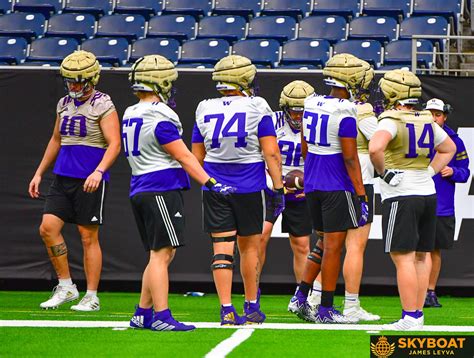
[
  {"xmin": 300, "ymin": 129, "xmax": 308, "ymax": 159},
  {"xmin": 368, "ymin": 130, "xmax": 392, "ymax": 175},
  {"xmin": 430, "ymin": 136, "xmax": 456, "ymax": 175},
  {"xmin": 83, "ymin": 110, "xmax": 121, "ymax": 193},
  {"xmin": 260, "ymin": 135, "xmax": 284, "ymax": 189},
  {"xmin": 191, "ymin": 142, "xmax": 206, "ymax": 167},
  {"xmin": 28, "ymin": 115, "xmax": 62, "ymax": 198},
  {"xmin": 340, "ymin": 137, "xmax": 365, "ymax": 196}
]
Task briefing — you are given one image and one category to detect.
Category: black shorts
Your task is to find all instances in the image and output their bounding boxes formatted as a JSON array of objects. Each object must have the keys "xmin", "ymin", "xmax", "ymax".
[
  {"xmin": 382, "ymin": 195, "xmax": 437, "ymax": 253},
  {"xmin": 306, "ymin": 190, "xmax": 359, "ymax": 233},
  {"xmin": 130, "ymin": 191, "xmax": 185, "ymax": 251},
  {"xmin": 44, "ymin": 175, "xmax": 107, "ymax": 225},
  {"xmin": 435, "ymin": 216, "xmax": 455, "ymax": 250},
  {"xmin": 281, "ymin": 200, "xmax": 313, "ymax": 237},
  {"xmin": 203, "ymin": 190, "xmax": 264, "ymax": 236},
  {"xmin": 365, "ymin": 184, "xmax": 374, "ymax": 224}
]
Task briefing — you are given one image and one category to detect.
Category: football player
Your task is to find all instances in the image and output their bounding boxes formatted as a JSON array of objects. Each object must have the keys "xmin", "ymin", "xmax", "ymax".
[
  {"xmin": 423, "ymin": 98, "xmax": 470, "ymax": 308},
  {"xmin": 307, "ymin": 60, "xmax": 380, "ymax": 322},
  {"xmin": 288, "ymin": 53, "xmax": 368, "ymax": 324},
  {"xmin": 124, "ymin": 55, "xmax": 234, "ymax": 331},
  {"xmin": 28, "ymin": 51, "xmax": 122, "ymax": 311},
  {"xmin": 260, "ymin": 81, "xmax": 315, "ymax": 284},
  {"xmin": 369, "ymin": 70, "xmax": 456, "ymax": 330},
  {"xmin": 192, "ymin": 55, "xmax": 284, "ymax": 325}
]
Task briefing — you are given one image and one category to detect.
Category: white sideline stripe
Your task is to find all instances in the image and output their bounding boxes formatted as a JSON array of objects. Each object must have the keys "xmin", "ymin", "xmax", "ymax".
[
  {"xmin": 1, "ymin": 320, "xmax": 474, "ymax": 332},
  {"xmin": 205, "ymin": 329, "xmax": 254, "ymax": 358}
]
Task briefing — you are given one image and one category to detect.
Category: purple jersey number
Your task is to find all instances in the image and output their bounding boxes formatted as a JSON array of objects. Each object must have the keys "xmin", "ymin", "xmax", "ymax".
[
  {"xmin": 204, "ymin": 112, "xmax": 248, "ymax": 149},
  {"xmin": 279, "ymin": 140, "xmax": 302, "ymax": 167},
  {"xmin": 60, "ymin": 115, "xmax": 87, "ymax": 137},
  {"xmin": 122, "ymin": 117, "xmax": 143, "ymax": 157},
  {"xmin": 303, "ymin": 111, "xmax": 330, "ymax": 147},
  {"xmin": 405, "ymin": 122, "xmax": 434, "ymax": 159}
]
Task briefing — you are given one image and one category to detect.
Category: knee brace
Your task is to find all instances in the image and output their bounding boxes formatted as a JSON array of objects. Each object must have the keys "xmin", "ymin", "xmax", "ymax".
[
  {"xmin": 211, "ymin": 235, "xmax": 237, "ymax": 243},
  {"xmin": 307, "ymin": 245, "xmax": 323, "ymax": 264},
  {"xmin": 211, "ymin": 254, "xmax": 234, "ymax": 270}
]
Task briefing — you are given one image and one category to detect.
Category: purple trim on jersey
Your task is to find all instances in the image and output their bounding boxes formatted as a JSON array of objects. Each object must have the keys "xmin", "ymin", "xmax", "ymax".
[
  {"xmin": 73, "ymin": 98, "xmax": 85, "ymax": 107},
  {"xmin": 203, "ymin": 161, "xmax": 266, "ymax": 193},
  {"xmin": 129, "ymin": 168, "xmax": 190, "ymax": 197},
  {"xmin": 338, "ymin": 117, "xmax": 357, "ymax": 138},
  {"xmin": 258, "ymin": 115, "xmax": 277, "ymax": 138},
  {"xmin": 304, "ymin": 152, "xmax": 354, "ymax": 193},
  {"xmin": 53, "ymin": 145, "xmax": 109, "ymax": 181},
  {"xmin": 192, "ymin": 123, "xmax": 205, "ymax": 143},
  {"xmin": 154, "ymin": 121, "xmax": 181, "ymax": 145},
  {"xmin": 89, "ymin": 92, "xmax": 104, "ymax": 106}
]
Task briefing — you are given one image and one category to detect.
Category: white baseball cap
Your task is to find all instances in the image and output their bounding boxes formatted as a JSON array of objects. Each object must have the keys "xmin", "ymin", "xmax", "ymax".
[{"xmin": 425, "ymin": 98, "xmax": 445, "ymax": 112}]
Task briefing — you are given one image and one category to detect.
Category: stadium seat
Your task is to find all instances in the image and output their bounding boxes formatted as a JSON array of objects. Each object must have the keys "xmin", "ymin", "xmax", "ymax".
[
  {"xmin": 261, "ymin": 0, "xmax": 311, "ymax": 19},
  {"xmin": 333, "ymin": 39, "xmax": 382, "ymax": 68},
  {"xmin": 114, "ymin": 0, "xmax": 163, "ymax": 20},
  {"xmin": 13, "ymin": 0, "xmax": 62, "ymax": 19},
  {"xmin": 0, "ymin": 0, "xmax": 12, "ymax": 14},
  {"xmin": 197, "ymin": 15, "xmax": 246, "ymax": 43},
  {"xmin": 399, "ymin": 16, "xmax": 449, "ymax": 48},
  {"xmin": 179, "ymin": 38, "xmax": 229, "ymax": 64},
  {"xmin": 63, "ymin": 0, "xmax": 113, "ymax": 18},
  {"xmin": 232, "ymin": 39, "xmax": 280, "ymax": 67},
  {"xmin": 311, "ymin": 0, "xmax": 361, "ymax": 19},
  {"xmin": 384, "ymin": 39, "xmax": 435, "ymax": 68},
  {"xmin": 81, "ymin": 37, "xmax": 129, "ymax": 66},
  {"xmin": 0, "ymin": 37, "xmax": 28, "ymax": 64},
  {"xmin": 96, "ymin": 14, "xmax": 146, "ymax": 42},
  {"xmin": 162, "ymin": 0, "xmax": 212, "ymax": 18},
  {"xmin": 349, "ymin": 16, "xmax": 397, "ymax": 43},
  {"xmin": 147, "ymin": 15, "xmax": 196, "ymax": 42},
  {"xmin": 280, "ymin": 39, "xmax": 330, "ymax": 67},
  {"xmin": 27, "ymin": 37, "xmax": 79, "ymax": 62},
  {"xmin": 298, "ymin": 16, "xmax": 347, "ymax": 44},
  {"xmin": 46, "ymin": 13, "xmax": 95, "ymax": 41},
  {"xmin": 212, "ymin": 0, "xmax": 261, "ymax": 19},
  {"xmin": 176, "ymin": 62, "xmax": 214, "ymax": 68},
  {"xmin": 130, "ymin": 38, "xmax": 180, "ymax": 63},
  {"xmin": 0, "ymin": 12, "xmax": 46, "ymax": 42},
  {"xmin": 412, "ymin": 0, "xmax": 462, "ymax": 33},
  {"xmin": 362, "ymin": 0, "xmax": 411, "ymax": 20},
  {"xmin": 247, "ymin": 16, "xmax": 296, "ymax": 43}
]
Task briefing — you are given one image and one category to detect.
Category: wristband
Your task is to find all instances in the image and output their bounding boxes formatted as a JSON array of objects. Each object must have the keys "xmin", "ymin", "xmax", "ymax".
[
  {"xmin": 274, "ymin": 187, "xmax": 285, "ymax": 194},
  {"xmin": 96, "ymin": 169, "xmax": 105, "ymax": 175},
  {"xmin": 358, "ymin": 195, "xmax": 368, "ymax": 203},
  {"xmin": 205, "ymin": 177, "xmax": 217, "ymax": 189}
]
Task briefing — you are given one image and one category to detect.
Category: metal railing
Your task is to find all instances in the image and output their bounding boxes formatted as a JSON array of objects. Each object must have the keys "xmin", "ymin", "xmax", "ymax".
[{"xmin": 411, "ymin": 34, "xmax": 474, "ymax": 75}]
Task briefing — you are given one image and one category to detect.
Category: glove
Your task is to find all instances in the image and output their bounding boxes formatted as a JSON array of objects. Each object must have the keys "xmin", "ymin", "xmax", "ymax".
[
  {"xmin": 268, "ymin": 187, "xmax": 286, "ymax": 218},
  {"xmin": 205, "ymin": 178, "xmax": 236, "ymax": 196},
  {"xmin": 358, "ymin": 195, "xmax": 369, "ymax": 227},
  {"xmin": 381, "ymin": 169, "xmax": 404, "ymax": 186}
]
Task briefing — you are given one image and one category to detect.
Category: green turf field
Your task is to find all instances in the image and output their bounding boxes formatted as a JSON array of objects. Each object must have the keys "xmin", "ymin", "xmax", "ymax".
[{"xmin": 1, "ymin": 291, "xmax": 473, "ymax": 357}]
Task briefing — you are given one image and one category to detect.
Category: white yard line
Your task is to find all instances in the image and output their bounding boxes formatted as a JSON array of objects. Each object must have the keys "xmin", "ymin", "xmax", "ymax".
[
  {"xmin": 205, "ymin": 329, "xmax": 255, "ymax": 358},
  {"xmin": 1, "ymin": 320, "xmax": 474, "ymax": 332}
]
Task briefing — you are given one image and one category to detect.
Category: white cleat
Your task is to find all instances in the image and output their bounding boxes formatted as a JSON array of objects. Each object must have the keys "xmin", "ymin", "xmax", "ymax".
[
  {"xmin": 40, "ymin": 284, "xmax": 79, "ymax": 309},
  {"xmin": 382, "ymin": 316, "xmax": 423, "ymax": 331},
  {"xmin": 71, "ymin": 295, "xmax": 100, "ymax": 312},
  {"xmin": 343, "ymin": 303, "xmax": 381, "ymax": 322}
]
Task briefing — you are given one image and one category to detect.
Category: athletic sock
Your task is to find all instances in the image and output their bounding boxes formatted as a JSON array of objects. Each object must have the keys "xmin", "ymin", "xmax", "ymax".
[
  {"xmin": 321, "ymin": 291, "xmax": 335, "ymax": 308},
  {"xmin": 86, "ymin": 290, "xmax": 97, "ymax": 297},
  {"xmin": 58, "ymin": 278, "xmax": 73, "ymax": 286},
  {"xmin": 222, "ymin": 303, "xmax": 232, "ymax": 307},
  {"xmin": 248, "ymin": 300, "xmax": 257, "ymax": 304},
  {"xmin": 344, "ymin": 291, "xmax": 359, "ymax": 305},
  {"xmin": 297, "ymin": 281, "xmax": 312, "ymax": 299},
  {"xmin": 402, "ymin": 310, "xmax": 418, "ymax": 319},
  {"xmin": 312, "ymin": 280, "xmax": 322, "ymax": 296}
]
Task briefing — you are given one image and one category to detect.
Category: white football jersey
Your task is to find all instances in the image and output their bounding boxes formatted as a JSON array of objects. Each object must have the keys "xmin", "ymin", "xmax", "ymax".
[
  {"xmin": 122, "ymin": 101, "xmax": 183, "ymax": 176},
  {"xmin": 195, "ymin": 95, "xmax": 273, "ymax": 163},
  {"xmin": 273, "ymin": 111, "xmax": 304, "ymax": 176}
]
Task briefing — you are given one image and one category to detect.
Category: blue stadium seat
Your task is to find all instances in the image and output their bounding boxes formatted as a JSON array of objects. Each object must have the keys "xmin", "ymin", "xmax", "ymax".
[
  {"xmin": 362, "ymin": 0, "xmax": 411, "ymax": 20},
  {"xmin": 349, "ymin": 16, "xmax": 397, "ymax": 43},
  {"xmin": 412, "ymin": 0, "xmax": 461, "ymax": 33},
  {"xmin": 63, "ymin": 0, "xmax": 113, "ymax": 18},
  {"xmin": 81, "ymin": 37, "xmax": 129, "ymax": 66},
  {"xmin": 197, "ymin": 15, "xmax": 246, "ymax": 43},
  {"xmin": 333, "ymin": 39, "xmax": 382, "ymax": 68},
  {"xmin": 261, "ymin": 0, "xmax": 311, "ymax": 19},
  {"xmin": 180, "ymin": 38, "xmax": 229, "ymax": 64},
  {"xmin": 212, "ymin": 0, "xmax": 261, "ymax": 19},
  {"xmin": 277, "ymin": 63, "xmax": 319, "ymax": 69},
  {"xmin": 384, "ymin": 39, "xmax": 435, "ymax": 68},
  {"xmin": 298, "ymin": 16, "xmax": 347, "ymax": 44},
  {"xmin": 27, "ymin": 37, "xmax": 79, "ymax": 62},
  {"xmin": 0, "ymin": 13, "xmax": 46, "ymax": 42},
  {"xmin": 130, "ymin": 38, "xmax": 180, "ymax": 63},
  {"xmin": 147, "ymin": 15, "xmax": 196, "ymax": 42},
  {"xmin": 0, "ymin": 37, "xmax": 28, "ymax": 64},
  {"xmin": 247, "ymin": 16, "xmax": 296, "ymax": 43},
  {"xmin": 96, "ymin": 14, "xmax": 146, "ymax": 42},
  {"xmin": 13, "ymin": 0, "xmax": 62, "ymax": 19},
  {"xmin": 399, "ymin": 16, "xmax": 449, "ymax": 48},
  {"xmin": 114, "ymin": 0, "xmax": 163, "ymax": 20},
  {"xmin": 46, "ymin": 13, "xmax": 95, "ymax": 41},
  {"xmin": 311, "ymin": 0, "xmax": 361, "ymax": 19},
  {"xmin": 162, "ymin": 0, "xmax": 212, "ymax": 18},
  {"xmin": 176, "ymin": 62, "xmax": 214, "ymax": 68},
  {"xmin": 0, "ymin": 0, "xmax": 12, "ymax": 14},
  {"xmin": 232, "ymin": 39, "xmax": 280, "ymax": 67},
  {"xmin": 281, "ymin": 39, "xmax": 330, "ymax": 67}
]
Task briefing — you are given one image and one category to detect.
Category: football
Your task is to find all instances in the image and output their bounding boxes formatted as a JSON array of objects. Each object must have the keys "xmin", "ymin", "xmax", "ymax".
[{"xmin": 284, "ymin": 169, "xmax": 304, "ymax": 190}]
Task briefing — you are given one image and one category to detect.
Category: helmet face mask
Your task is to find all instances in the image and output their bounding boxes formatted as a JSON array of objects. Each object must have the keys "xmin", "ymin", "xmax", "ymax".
[
  {"xmin": 63, "ymin": 78, "xmax": 94, "ymax": 99},
  {"xmin": 283, "ymin": 107, "xmax": 304, "ymax": 131},
  {"xmin": 60, "ymin": 50, "xmax": 100, "ymax": 99},
  {"xmin": 279, "ymin": 80, "xmax": 315, "ymax": 131}
]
